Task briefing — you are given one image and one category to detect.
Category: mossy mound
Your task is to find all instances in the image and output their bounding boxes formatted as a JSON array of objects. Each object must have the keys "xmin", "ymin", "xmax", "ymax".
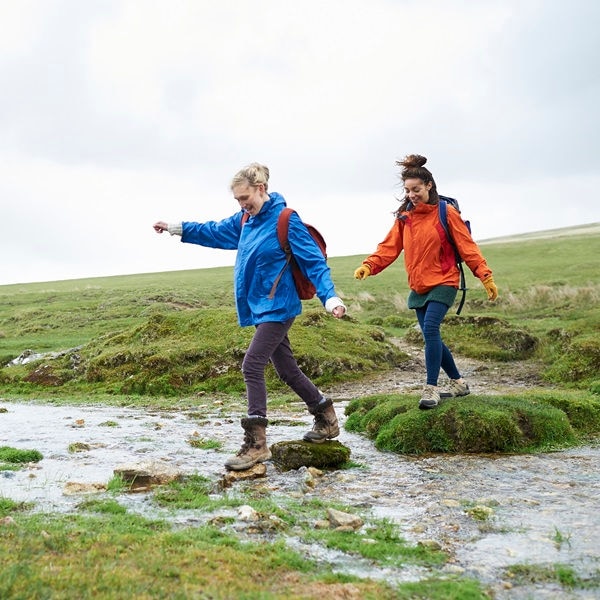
[
  {"xmin": 5, "ymin": 308, "xmax": 408, "ymax": 397},
  {"xmin": 543, "ymin": 331, "xmax": 600, "ymax": 388},
  {"xmin": 270, "ymin": 440, "xmax": 351, "ymax": 471},
  {"xmin": 406, "ymin": 315, "xmax": 539, "ymax": 362},
  {"xmin": 344, "ymin": 390, "xmax": 600, "ymax": 454}
]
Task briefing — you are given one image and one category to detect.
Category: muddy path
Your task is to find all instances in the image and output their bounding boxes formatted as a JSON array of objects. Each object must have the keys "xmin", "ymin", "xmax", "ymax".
[{"xmin": 1, "ymin": 343, "xmax": 598, "ymax": 599}]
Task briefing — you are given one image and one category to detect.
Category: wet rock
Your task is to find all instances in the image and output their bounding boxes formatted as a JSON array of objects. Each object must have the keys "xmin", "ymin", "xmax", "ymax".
[
  {"xmin": 465, "ymin": 505, "xmax": 494, "ymax": 520},
  {"xmin": 327, "ymin": 508, "xmax": 364, "ymax": 531},
  {"xmin": 113, "ymin": 460, "xmax": 182, "ymax": 490},
  {"xmin": 63, "ymin": 482, "xmax": 107, "ymax": 495},
  {"xmin": 219, "ymin": 463, "xmax": 267, "ymax": 488},
  {"xmin": 418, "ymin": 539, "xmax": 442, "ymax": 551},
  {"xmin": 238, "ymin": 505, "xmax": 259, "ymax": 521},
  {"xmin": 270, "ymin": 440, "xmax": 350, "ymax": 471},
  {"xmin": 68, "ymin": 442, "xmax": 91, "ymax": 453},
  {"xmin": 0, "ymin": 407, "xmax": 8, "ymax": 413}
]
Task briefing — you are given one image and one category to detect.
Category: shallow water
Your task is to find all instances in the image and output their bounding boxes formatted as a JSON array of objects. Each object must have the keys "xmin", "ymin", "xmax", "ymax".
[{"xmin": 1, "ymin": 400, "xmax": 599, "ymax": 598}]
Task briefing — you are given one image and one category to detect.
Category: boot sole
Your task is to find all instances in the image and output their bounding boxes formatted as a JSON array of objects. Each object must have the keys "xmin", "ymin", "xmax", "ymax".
[
  {"xmin": 439, "ymin": 391, "xmax": 471, "ymax": 398},
  {"xmin": 303, "ymin": 432, "xmax": 340, "ymax": 444},
  {"xmin": 224, "ymin": 452, "xmax": 272, "ymax": 471},
  {"xmin": 418, "ymin": 400, "xmax": 438, "ymax": 410}
]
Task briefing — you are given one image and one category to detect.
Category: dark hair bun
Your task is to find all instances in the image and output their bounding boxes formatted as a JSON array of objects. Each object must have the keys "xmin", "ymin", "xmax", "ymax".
[{"xmin": 396, "ymin": 154, "xmax": 427, "ymax": 169}]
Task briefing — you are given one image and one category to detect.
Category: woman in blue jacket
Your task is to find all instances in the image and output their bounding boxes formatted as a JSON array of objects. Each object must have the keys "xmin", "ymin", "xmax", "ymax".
[{"xmin": 153, "ymin": 163, "xmax": 346, "ymax": 471}]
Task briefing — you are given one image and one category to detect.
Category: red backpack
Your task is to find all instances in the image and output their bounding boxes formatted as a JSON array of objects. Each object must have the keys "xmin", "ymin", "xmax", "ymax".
[{"xmin": 241, "ymin": 207, "xmax": 327, "ymax": 300}]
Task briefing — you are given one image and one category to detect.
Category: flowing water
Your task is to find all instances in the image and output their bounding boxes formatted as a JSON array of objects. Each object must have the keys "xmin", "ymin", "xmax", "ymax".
[{"xmin": 1, "ymin": 400, "xmax": 599, "ymax": 599}]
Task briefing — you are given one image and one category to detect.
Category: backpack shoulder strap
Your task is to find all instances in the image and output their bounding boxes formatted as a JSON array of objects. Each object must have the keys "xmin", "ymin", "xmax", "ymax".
[
  {"xmin": 438, "ymin": 200, "xmax": 467, "ymax": 315},
  {"xmin": 438, "ymin": 200, "xmax": 451, "ymax": 243},
  {"xmin": 276, "ymin": 207, "xmax": 294, "ymax": 254}
]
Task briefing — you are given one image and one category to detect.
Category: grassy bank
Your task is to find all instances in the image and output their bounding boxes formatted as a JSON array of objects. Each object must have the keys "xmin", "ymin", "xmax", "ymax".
[
  {"xmin": 1, "ymin": 226, "xmax": 599, "ymax": 400},
  {"xmin": 1, "ymin": 225, "xmax": 599, "ymax": 598}
]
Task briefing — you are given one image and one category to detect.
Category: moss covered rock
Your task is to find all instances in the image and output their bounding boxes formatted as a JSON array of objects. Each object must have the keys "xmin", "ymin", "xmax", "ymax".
[
  {"xmin": 270, "ymin": 440, "xmax": 351, "ymax": 471},
  {"xmin": 345, "ymin": 391, "xmax": 600, "ymax": 454}
]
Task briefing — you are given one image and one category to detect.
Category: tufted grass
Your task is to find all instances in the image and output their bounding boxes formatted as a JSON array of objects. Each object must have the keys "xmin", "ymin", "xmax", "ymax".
[{"xmin": 345, "ymin": 389, "xmax": 600, "ymax": 454}]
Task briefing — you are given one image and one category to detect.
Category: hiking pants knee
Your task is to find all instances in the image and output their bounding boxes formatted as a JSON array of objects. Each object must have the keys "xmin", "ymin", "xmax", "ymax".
[
  {"xmin": 242, "ymin": 318, "xmax": 322, "ymax": 417},
  {"xmin": 415, "ymin": 301, "xmax": 461, "ymax": 386}
]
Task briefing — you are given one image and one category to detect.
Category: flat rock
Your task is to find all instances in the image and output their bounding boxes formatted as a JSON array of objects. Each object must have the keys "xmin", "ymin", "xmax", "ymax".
[
  {"xmin": 270, "ymin": 440, "xmax": 351, "ymax": 471},
  {"xmin": 113, "ymin": 460, "xmax": 182, "ymax": 490}
]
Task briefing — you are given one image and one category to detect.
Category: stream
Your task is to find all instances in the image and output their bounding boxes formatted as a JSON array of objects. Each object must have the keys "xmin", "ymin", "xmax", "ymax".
[{"xmin": 1, "ymin": 399, "xmax": 599, "ymax": 599}]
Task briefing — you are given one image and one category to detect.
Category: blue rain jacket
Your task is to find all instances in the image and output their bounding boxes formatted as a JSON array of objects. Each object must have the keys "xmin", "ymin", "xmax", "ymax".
[{"xmin": 181, "ymin": 192, "xmax": 337, "ymax": 326}]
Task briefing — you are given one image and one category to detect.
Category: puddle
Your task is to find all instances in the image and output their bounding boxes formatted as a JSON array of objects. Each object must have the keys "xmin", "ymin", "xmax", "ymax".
[{"xmin": 1, "ymin": 400, "xmax": 599, "ymax": 598}]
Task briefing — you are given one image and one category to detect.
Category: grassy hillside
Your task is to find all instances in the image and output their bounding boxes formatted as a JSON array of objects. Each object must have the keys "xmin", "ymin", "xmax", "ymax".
[{"xmin": 0, "ymin": 225, "xmax": 599, "ymax": 399}]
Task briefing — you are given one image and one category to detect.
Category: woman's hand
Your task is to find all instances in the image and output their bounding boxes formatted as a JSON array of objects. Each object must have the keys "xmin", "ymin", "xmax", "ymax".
[
  {"xmin": 482, "ymin": 276, "xmax": 498, "ymax": 301},
  {"xmin": 153, "ymin": 221, "xmax": 169, "ymax": 233},
  {"xmin": 354, "ymin": 264, "xmax": 371, "ymax": 280},
  {"xmin": 325, "ymin": 297, "xmax": 346, "ymax": 318},
  {"xmin": 332, "ymin": 305, "xmax": 346, "ymax": 319}
]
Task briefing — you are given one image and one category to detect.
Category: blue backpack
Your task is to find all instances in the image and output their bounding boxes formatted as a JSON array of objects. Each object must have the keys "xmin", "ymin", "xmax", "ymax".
[{"xmin": 438, "ymin": 195, "xmax": 471, "ymax": 315}]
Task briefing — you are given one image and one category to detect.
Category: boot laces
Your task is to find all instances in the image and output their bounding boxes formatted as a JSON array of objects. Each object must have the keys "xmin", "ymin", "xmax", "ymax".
[
  {"xmin": 312, "ymin": 413, "xmax": 328, "ymax": 429},
  {"xmin": 237, "ymin": 431, "xmax": 255, "ymax": 456}
]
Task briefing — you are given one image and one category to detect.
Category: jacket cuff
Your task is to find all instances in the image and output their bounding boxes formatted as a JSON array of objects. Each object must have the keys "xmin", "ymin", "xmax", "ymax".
[
  {"xmin": 168, "ymin": 222, "xmax": 183, "ymax": 236},
  {"xmin": 325, "ymin": 297, "xmax": 346, "ymax": 313}
]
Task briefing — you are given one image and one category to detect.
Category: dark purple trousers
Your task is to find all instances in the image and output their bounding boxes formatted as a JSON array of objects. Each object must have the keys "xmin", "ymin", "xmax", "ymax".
[{"xmin": 242, "ymin": 318, "xmax": 322, "ymax": 417}]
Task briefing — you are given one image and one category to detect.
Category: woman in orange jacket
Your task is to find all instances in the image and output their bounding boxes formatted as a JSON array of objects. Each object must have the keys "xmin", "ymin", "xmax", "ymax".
[{"xmin": 354, "ymin": 154, "xmax": 498, "ymax": 409}]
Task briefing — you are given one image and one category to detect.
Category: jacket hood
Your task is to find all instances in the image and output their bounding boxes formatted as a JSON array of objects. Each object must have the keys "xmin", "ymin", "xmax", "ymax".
[{"xmin": 254, "ymin": 192, "xmax": 286, "ymax": 218}]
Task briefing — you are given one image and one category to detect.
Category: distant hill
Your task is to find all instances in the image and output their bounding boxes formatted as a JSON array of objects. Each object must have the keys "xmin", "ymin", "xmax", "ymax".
[{"xmin": 478, "ymin": 222, "xmax": 600, "ymax": 245}]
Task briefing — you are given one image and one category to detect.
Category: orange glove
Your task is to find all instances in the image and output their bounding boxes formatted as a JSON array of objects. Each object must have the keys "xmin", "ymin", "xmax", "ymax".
[
  {"xmin": 354, "ymin": 264, "xmax": 371, "ymax": 280},
  {"xmin": 482, "ymin": 275, "xmax": 498, "ymax": 301}
]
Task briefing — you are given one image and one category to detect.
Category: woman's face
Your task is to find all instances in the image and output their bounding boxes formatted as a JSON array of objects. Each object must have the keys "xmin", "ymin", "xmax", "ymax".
[
  {"xmin": 404, "ymin": 177, "xmax": 432, "ymax": 206},
  {"xmin": 233, "ymin": 183, "xmax": 267, "ymax": 216}
]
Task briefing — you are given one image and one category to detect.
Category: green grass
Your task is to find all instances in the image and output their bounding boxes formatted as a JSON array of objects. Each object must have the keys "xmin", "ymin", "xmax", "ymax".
[
  {"xmin": 504, "ymin": 563, "xmax": 600, "ymax": 590},
  {"xmin": 0, "ymin": 446, "xmax": 43, "ymax": 468},
  {"xmin": 3, "ymin": 227, "xmax": 598, "ymax": 599},
  {"xmin": 345, "ymin": 390, "xmax": 600, "ymax": 454},
  {"xmin": 1, "ymin": 228, "xmax": 599, "ymax": 400},
  {"xmin": 0, "ymin": 505, "xmax": 488, "ymax": 599}
]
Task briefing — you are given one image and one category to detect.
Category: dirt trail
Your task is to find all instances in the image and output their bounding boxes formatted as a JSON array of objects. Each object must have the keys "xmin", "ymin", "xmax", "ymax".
[{"xmin": 326, "ymin": 337, "xmax": 547, "ymax": 400}]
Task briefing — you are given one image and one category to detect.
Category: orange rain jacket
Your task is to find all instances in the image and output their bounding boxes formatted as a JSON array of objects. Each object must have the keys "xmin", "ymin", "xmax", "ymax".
[{"xmin": 362, "ymin": 202, "xmax": 492, "ymax": 295}]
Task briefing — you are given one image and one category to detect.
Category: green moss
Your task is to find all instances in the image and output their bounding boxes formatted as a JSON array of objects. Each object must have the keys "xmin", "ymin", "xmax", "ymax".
[
  {"xmin": 5, "ymin": 308, "xmax": 407, "ymax": 397},
  {"xmin": 345, "ymin": 392, "xmax": 599, "ymax": 454},
  {"xmin": 270, "ymin": 440, "xmax": 351, "ymax": 471},
  {"xmin": 440, "ymin": 315, "xmax": 539, "ymax": 361},
  {"xmin": 0, "ymin": 446, "xmax": 43, "ymax": 463},
  {"xmin": 543, "ymin": 333, "xmax": 600, "ymax": 386}
]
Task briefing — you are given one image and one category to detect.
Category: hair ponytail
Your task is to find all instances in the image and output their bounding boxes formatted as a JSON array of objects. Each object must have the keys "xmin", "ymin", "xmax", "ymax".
[{"xmin": 394, "ymin": 154, "xmax": 439, "ymax": 216}]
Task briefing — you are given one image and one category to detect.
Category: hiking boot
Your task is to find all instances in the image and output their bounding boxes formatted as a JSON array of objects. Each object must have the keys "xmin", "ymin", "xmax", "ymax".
[
  {"xmin": 447, "ymin": 379, "xmax": 470, "ymax": 397},
  {"xmin": 418, "ymin": 385, "xmax": 440, "ymax": 410},
  {"xmin": 303, "ymin": 398, "xmax": 340, "ymax": 443},
  {"xmin": 224, "ymin": 417, "xmax": 272, "ymax": 471}
]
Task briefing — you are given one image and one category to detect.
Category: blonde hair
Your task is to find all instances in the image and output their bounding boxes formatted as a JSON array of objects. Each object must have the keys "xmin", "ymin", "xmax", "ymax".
[{"xmin": 230, "ymin": 163, "xmax": 270, "ymax": 191}]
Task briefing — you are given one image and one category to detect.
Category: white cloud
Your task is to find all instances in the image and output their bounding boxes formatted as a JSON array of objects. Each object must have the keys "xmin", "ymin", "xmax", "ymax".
[{"xmin": 1, "ymin": 0, "xmax": 599, "ymax": 285}]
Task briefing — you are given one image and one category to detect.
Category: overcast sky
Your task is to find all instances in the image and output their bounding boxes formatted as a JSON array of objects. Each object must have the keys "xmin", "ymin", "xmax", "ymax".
[{"xmin": 1, "ymin": 0, "xmax": 599, "ymax": 286}]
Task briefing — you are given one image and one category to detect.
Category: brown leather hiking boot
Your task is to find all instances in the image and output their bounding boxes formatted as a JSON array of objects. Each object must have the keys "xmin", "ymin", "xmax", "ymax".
[
  {"xmin": 224, "ymin": 417, "xmax": 272, "ymax": 471},
  {"xmin": 303, "ymin": 399, "xmax": 340, "ymax": 443}
]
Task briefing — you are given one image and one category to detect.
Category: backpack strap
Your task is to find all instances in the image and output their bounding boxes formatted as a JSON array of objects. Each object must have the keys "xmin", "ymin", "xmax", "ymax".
[
  {"xmin": 276, "ymin": 208, "xmax": 294, "ymax": 253},
  {"xmin": 439, "ymin": 200, "xmax": 467, "ymax": 315},
  {"xmin": 269, "ymin": 209, "xmax": 293, "ymax": 299}
]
